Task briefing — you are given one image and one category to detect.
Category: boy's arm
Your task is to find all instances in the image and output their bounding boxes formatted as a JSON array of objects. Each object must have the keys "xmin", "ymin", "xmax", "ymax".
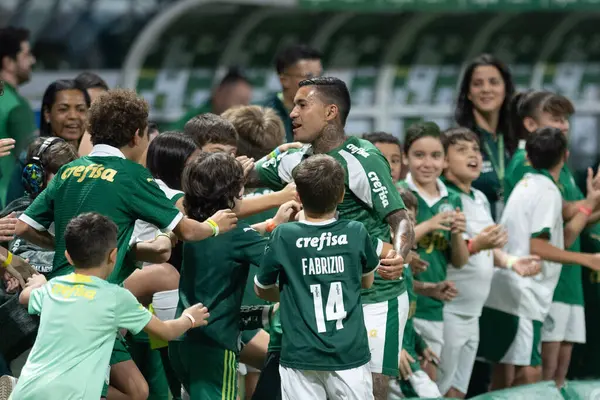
[
  {"xmin": 450, "ymin": 233, "xmax": 469, "ymax": 268},
  {"xmin": 132, "ymin": 233, "xmax": 174, "ymax": 264},
  {"xmin": 14, "ymin": 221, "xmax": 55, "ymax": 249},
  {"xmin": 530, "ymin": 237, "xmax": 600, "ymax": 270},
  {"xmin": 19, "ymin": 274, "xmax": 47, "ymax": 306},
  {"xmin": 143, "ymin": 305, "xmax": 208, "ymax": 342},
  {"xmin": 173, "ymin": 211, "xmax": 237, "ymax": 242},
  {"xmin": 250, "ymin": 201, "xmax": 301, "ymax": 235},
  {"xmin": 563, "ymin": 171, "xmax": 600, "ymax": 246},
  {"xmin": 362, "ymin": 227, "xmax": 381, "ymax": 289},
  {"xmin": 254, "ymin": 235, "xmax": 282, "ymax": 302},
  {"xmin": 238, "ymin": 183, "xmax": 297, "ymax": 219},
  {"xmin": 361, "ymin": 272, "xmax": 375, "ymax": 289}
]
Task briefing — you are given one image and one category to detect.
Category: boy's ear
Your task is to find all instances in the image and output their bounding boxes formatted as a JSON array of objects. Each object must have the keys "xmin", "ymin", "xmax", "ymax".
[
  {"xmin": 338, "ymin": 188, "xmax": 345, "ymax": 205},
  {"xmin": 108, "ymin": 248, "xmax": 117, "ymax": 265},
  {"xmin": 130, "ymin": 129, "xmax": 141, "ymax": 147},
  {"xmin": 65, "ymin": 250, "xmax": 75, "ymax": 266}
]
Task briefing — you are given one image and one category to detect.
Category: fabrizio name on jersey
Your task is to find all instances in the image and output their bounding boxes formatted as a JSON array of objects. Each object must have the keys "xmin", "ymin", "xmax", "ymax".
[{"xmin": 302, "ymin": 256, "xmax": 345, "ymax": 276}]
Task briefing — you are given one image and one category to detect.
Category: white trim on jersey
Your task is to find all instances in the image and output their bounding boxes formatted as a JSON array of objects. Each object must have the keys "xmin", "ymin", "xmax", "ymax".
[
  {"xmin": 254, "ymin": 275, "xmax": 277, "ymax": 290},
  {"xmin": 338, "ymin": 149, "xmax": 373, "ymax": 208},
  {"xmin": 277, "ymin": 147, "xmax": 310, "ymax": 183},
  {"xmin": 18, "ymin": 214, "xmax": 47, "ymax": 231}
]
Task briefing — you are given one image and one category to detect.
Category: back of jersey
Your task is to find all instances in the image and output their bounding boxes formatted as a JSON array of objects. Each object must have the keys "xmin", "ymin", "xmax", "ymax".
[{"xmin": 258, "ymin": 219, "xmax": 379, "ymax": 371}]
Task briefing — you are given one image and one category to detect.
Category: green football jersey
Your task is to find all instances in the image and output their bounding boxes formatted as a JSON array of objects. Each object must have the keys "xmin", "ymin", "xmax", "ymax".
[
  {"xmin": 20, "ymin": 145, "xmax": 182, "ymax": 283},
  {"xmin": 505, "ymin": 145, "xmax": 584, "ymax": 306},
  {"xmin": 256, "ymin": 136, "xmax": 406, "ymax": 304},
  {"xmin": 241, "ymin": 188, "xmax": 277, "ymax": 307},
  {"xmin": 177, "ymin": 222, "xmax": 267, "ymax": 353},
  {"xmin": 399, "ymin": 176, "xmax": 463, "ymax": 321},
  {"xmin": 256, "ymin": 219, "xmax": 380, "ymax": 371}
]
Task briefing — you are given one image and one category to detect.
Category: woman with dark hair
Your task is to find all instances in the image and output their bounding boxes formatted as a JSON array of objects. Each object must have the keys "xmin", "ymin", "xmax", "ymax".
[
  {"xmin": 455, "ymin": 54, "xmax": 516, "ymax": 220},
  {"xmin": 5, "ymin": 79, "xmax": 90, "ymax": 205},
  {"xmin": 39, "ymin": 79, "xmax": 90, "ymax": 148}
]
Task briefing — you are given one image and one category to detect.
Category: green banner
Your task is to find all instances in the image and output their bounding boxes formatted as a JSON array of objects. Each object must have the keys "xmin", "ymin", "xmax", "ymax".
[{"xmin": 299, "ymin": 0, "xmax": 600, "ymax": 12}]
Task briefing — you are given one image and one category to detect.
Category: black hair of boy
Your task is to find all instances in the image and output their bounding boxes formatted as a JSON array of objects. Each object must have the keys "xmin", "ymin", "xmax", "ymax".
[
  {"xmin": 403, "ymin": 121, "xmax": 442, "ymax": 154},
  {"xmin": 362, "ymin": 132, "xmax": 402, "ymax": 150},
  {"xmin": 88, "ymin": 89, "xmax": 149, "ymax": 148},
  {"xmin": 182, "ymin": 152, "xmax": 244, "ymax": 222},
  {"xmin": 525, "ymin": 127, "xmax": 567, "ymax": 171},
  {"xmin": 440, "ymin": 127, "xmax": 480, "ymax": 153},
  {"xmin": 292, "ymin": 154, "xmax": 345, "ymax": 215},
  {"xmin": 397, "ymin": 187, "xmax": 418, "ymax": 214},
  {"xmin": 183, "ymin": 113, "xmax": 238, "ymax": 149},
  {"xmin": 64, "ymin": 213, "xmax": 117, "ymax": 268},
  {"xmin": 298, "ymin": 77, "xmax": 351, "ymax": 125}
]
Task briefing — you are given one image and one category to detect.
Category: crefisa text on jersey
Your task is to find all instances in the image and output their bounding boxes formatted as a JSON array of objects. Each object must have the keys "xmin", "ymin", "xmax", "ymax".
[{"xmin": 368, "ymin": 172, "xmax": 389, "ymax": 207}]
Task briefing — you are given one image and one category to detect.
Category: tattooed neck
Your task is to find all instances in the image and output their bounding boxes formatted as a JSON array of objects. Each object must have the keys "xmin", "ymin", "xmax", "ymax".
[{"xmin": 312, "ymin": 124, "xmax": 345, "ymax": 154}]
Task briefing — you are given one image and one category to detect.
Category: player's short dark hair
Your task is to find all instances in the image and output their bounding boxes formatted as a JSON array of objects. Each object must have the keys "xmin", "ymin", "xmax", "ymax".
[
  {"xmin": 88, "ymin": 89, "xmax": 149, "ymax": 148},
  {"xmin": 182, "ymin": 152, "xmax": 244, "ymax": 222},
  {"xmin": 299, "ymin": 77, "xmax": 351, "ymax": 126},
  {"xmin": 219, "ymin": 67, "xmax": 250, "ymax": 87},
  {"xmin": 404, "ymin": 122, "xmax": 442, "ymax": 154},
  {"xmin": 40, "ymin": 79, "xmax": 91, "ymax": 136},
  {"xmin": 74, "ymin": 72, "xmax": 109, "ymax": 91},
  {"xmin": 183, "ymin": 113, "xmax": 238, "ymax": 149},
  {"xmin": 293, "ymin": 155, "xmax": 345, "ymax": 215},
  {"xmin": 146, "ymin": 132, "xmax": 197, "ymax": 191},
  {"xmin": 148, "ymin": 122, "xmax": 159, "ymax": 135},
  {"xmin": 362, "ymin": 132, "xmax": 401, "ymax": 151},
  {"xmin": 440, "ymin": 127, "xmax": 480, "ymax": 153},
  {"xmin": 0, "ymin": 27, "xmax": 29, "ymax": 68},
  {"xmin": 525, "ymin": 127, "xmax": 567, "ymax": 171},
  {"xmin": 64, "ymin": 213, "xmax": 117, "ymax": 269},
  {"xmin": 275, "ymin": 44, "xmax": 322, "ymax": 75},
  {"xmin": 26, "ymin": 137, "xmax": 78, "ymax": 176},
  {"xmin": 221, "ymin": 105, "xmax": 285, "ymax": 160},
  {"xmin": 397, "ymin": 187, "xmax": 418, "ymax": 214}
]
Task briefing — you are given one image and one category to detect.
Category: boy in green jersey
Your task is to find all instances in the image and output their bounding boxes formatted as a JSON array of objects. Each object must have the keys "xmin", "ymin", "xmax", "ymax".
[
  {"xmin": 247, "ymin": 77, "xmax": 414, "ymax": 400},
  {"xmin": 504, "ymin": 91, "xmax": 600, "ymax": 387},
  {"xmin": 10, "ymin": 213, "xmax": 210, "ymax": 400},
  {"xmin": 389, "ymin": 188, "xmax": 442, "ymax": 399},
  {"xmin": 222, "ymin": 105, "xmax": 288, "ymax": 398},
  {"xmin": 362, "ymin": 132, "xmax": 404, "ymax": 184},
  {"xmin": 397, "ymin": 122, "xmax": 470, "ymax": 381},
  {"xmin": 14, "ymin": 89, "xmax": 238, "ymax": 399},
  {"xmin": 255, "ymin": 155, "xmax": 381, "ymax": 400},
  {"xmin": 169, "ymin": 152, "xmax": 300, "ymax": 400}
]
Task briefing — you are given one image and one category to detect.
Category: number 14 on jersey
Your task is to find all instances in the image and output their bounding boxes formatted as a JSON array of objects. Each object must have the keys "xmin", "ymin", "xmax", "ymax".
[{"xmin": 310, "ymin": 282, "xmax": 347, "ymax": 333}]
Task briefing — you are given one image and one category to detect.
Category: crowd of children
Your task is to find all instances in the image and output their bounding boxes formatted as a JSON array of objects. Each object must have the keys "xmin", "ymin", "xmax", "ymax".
[{"xmin": 0, "ymin": 62, "xmax": 600, "ymax": 400}]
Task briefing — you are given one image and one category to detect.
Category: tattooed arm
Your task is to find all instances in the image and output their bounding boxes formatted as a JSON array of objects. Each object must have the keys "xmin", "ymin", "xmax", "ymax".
[
  {"xmin": 377, "ymin": 209, "xmax": 415, "ymax": 281},
  {"xmin": 387, "ymin": 209, "xmax": 415, "ymax": 260}
]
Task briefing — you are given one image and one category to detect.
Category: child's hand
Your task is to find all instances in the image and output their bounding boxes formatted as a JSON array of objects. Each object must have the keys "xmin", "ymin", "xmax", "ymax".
[
  {"xmin": 424, "ymin": 211, "xmax": 453, "ymax": 233},
  {"xmin": 408, "ymin": 251, "xmax": 428, "ymax": 275},
  {"xmin": 451, "ymin": 208, "xmax": 466, "ymax": 235},
  {"xmin": 431, "ymin": 280, "xmax": 458, "ymax": 301},
  {"xmin": 5, "ymin": 254, "xmax": 38, "ymax": 289},
  {"xmin": 277, "ymin": 182, "xmax": 298, "ymax": 204},
  {"xmin": 0, "ymin": 138, "xmax": 15, "ymax": 158},
  {"xmin": 236, "ymin": 156, "xmax": 255, "ymax": 179},
  {"xmin": 472, "ymin": 224, "xmax": 507, "ymax": 252},
  {"xmin": 419, "ymin": 347, "xmax": 440, "ymax": 369},
  {"xmin": 26, "ymin": 273, "xmax": 47, "ymax": 288},
  {"xmin": 0, "ymin": 212, "xmax": 17, "ymax": 242},
  {"xmin": 399, "ymin": 349, "xmax": 415, "ymax": 380},
  {"xmin": 3, "ymin": 271, "xmax": 19, "ymax": 293},
  {"xmin": 182, "ymin": 303, "xmax": 210, "ymax": 328},
  {"xmin": 273, "ymin": 201, "xmax": 302, "ymax": 226},
  {"xmin": 512, "ymin": 255, "xmax": 541, "ymax": 277},
  {"xmin": 207, "ymin": 209, "xmax": 238, "ymax": 234}
]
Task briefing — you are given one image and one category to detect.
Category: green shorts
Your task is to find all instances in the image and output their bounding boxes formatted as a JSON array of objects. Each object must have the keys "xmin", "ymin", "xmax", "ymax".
[
  {"xmin": 129, "ymin": 332, "xmax": 169, "ymax": 400},
  {"xmin": 101, "ymin": 335, "xmax": 133, "ymax": 397},
  {"xmin": 240, "ymin": 329, "xmax": 260, "ymax": 347},
  {"xmin": 478, "ymin": 307, "xmax": 542, "ymax": 367},
  {"xmin": 169, "ymin": 340, "xmax": 238, "ymax": 400}
]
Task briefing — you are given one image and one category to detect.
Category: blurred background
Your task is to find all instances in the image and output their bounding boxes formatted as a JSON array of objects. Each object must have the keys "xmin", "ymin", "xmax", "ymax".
[{"xmin": 3, "ymin": 0, "xmax": 600, "ymax": 174}]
